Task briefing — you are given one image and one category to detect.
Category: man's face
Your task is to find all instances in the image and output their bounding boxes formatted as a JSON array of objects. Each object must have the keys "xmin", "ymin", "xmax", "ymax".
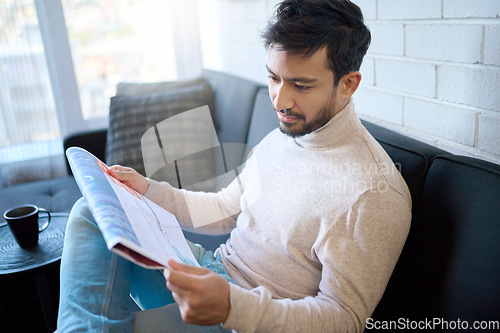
[{"xmin": 267, "ymin": 46, "xmax": 343, "ymax": 138}]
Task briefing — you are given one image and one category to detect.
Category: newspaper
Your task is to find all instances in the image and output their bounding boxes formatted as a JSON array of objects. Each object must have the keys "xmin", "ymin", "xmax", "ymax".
[{"xmin": 66, "ymin": 147, "xmax": 198, "ymax": 269}]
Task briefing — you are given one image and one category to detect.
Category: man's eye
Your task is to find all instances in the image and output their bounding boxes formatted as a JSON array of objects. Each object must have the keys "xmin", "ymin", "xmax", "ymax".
[
  {"xmin": 268, "ymin": 75, "xmax": 280, "ymax": 82},
  {"xmin": 295, "ymin": 84, "xmax": 310, "ymax": 91}
]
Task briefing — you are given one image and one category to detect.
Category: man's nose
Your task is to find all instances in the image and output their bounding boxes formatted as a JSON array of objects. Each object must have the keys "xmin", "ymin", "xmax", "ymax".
[{"xmin": 272, "ymin": 84, "xmax": 294, "ymax": 111}]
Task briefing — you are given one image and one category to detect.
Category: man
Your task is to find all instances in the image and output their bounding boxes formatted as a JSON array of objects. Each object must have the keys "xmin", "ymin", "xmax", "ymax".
[{"xmin": 57, "ymin": 0, "xmax": 411, "ymax": 332}]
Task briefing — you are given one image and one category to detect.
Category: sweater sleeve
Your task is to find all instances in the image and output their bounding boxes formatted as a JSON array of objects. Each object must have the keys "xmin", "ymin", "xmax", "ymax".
[
  {"xmin": 143, "ymin": 173, "xmax": 244, "ymax": 236},
  {"xmin": 223, "ymin": 188, "xmax": 411, "ymax": 332}
]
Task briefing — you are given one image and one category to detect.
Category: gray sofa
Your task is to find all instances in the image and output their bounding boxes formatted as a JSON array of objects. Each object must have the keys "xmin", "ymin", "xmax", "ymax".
[{"xmin": 1, "ymin": 70, "xmax": 499, "ymax": 329}]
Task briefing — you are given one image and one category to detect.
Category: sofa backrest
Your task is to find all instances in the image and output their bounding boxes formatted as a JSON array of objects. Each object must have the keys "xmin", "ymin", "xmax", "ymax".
[
  {"xmin": 203, "ymin": 70, "xmax": 263, "ymax": 145},
  {"xmin": 361, "ymin": 120, "xmax": 446, "ymax": 209},
  {"xmin": 244, "ymin": 87, "xmax": 279, "ymax": 156},
  {"xmin": 372, "ymin": 155, "xmax": 500, "ymax": 324},
  {"xmin": 64, "ymin": 129, "xmax": 108, "ymax": 174},
  {"xmin": 410, "ymin": 155, "xmax": 500, "ymax": 320}
]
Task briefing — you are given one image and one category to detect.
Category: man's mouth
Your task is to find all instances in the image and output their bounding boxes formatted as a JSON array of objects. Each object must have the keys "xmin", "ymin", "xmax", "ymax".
[{"xmin": 276, "ymin": 109, "xmax": 302, "ymax": 123}]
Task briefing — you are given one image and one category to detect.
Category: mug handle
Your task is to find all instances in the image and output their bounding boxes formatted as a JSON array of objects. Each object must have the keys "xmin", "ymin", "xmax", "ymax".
[{"xmin": 38, "ymin": 208, "xmax": 51, "ymax": 232}]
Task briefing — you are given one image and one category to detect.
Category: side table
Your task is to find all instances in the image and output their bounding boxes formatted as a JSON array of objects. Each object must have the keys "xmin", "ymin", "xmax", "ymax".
[{"xmin": 0, "ymin": 213, "xmax": 68, "ymax": 333}]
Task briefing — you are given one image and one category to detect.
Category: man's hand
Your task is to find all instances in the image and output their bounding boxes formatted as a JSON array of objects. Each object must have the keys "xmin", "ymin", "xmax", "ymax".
[
  {"xmin": 164, "ymin": 259, "xmax": 231, "ymax": 326},
  {"xmin": 108, "ymin": 165, "xmax": 149, "ymax": 195}
]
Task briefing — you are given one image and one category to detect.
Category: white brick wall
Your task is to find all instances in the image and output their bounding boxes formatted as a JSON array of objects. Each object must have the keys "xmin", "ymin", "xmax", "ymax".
[
  {"xmin": 197, "ymin": 0, "xmax": 500, "ymax": 164},
  {"xmin": 355, "ymin": 87, "xmax": 405, "ymax": 125},
  {"xmin": 443, "ymin": 0, "xmax": 500, "ymax": 18},
  {"xmin": 375, "ymin": 58, "xmax": 436, "ymax": 98},
  {"xmin": 484, "ymin": 25, "xmax": 500, "ymax": 65},
  {"xmin": 478, "ymin": 113, "xmax": 500, "ymax": 155},
  {"xmin": 403, "ymin": 98, "xmax": 477, "ymax": 146},
  {"xmin": 378, "ymin": 0, "xmax": 441, "ymax": 20},
  {"xmin": 405, "ymin": 24, "xmax": 483, "ymax": 63},
  {"xmin": 198, "ymin": 0, "xmax": 272, "ymax": 84},
  {"xmin": 437, "ymin": 65, "xmax": 500, "ymax": 112},
  {"xmin": 368, "ymin": 23, "xmax": 405, "ymax": 55}
]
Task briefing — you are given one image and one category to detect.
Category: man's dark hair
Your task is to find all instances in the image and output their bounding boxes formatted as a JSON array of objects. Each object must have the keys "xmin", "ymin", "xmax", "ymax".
[{"xmin": 262, "ymin": 0, "xmax": 371, "ymax": 86}]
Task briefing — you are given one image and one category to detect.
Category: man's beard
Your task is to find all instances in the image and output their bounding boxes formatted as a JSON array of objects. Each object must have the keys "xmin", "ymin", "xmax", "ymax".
[{"xmin": 277, "ymin": 100, "xmax": 337, "ymax": 138}]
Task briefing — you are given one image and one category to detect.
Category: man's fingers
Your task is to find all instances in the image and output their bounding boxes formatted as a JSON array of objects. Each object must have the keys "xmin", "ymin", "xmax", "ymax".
[
  {"xmin": 109, "ymin": 165, "xmax": 128, "ymax": 172},
  {"xmin": 168, "ymin": 260, "xmax": 208, "ymax": 276},
  {"xmin": 108, "ymin": 165, "xmax": 126, "ymax": 179},
  {"xmin": 163, "ymin": 263, "xmax": 231, "ymax": 326},
  {"xmin": 109, "ymin": 165, "xmax": 133, "ymax": 176},
  {"xmin": 166, "ymin": 280, "xmax": 189, "ymax": 299},
  {"xmin": 107, "ymin": 166, "xmax": 148, "ymax": 194},
  {"xmin": 164, "ymin": 262, "xmax": 211, "ymax": 293},
  {"xmin": 165, "ymin": 268, "xmax": 201, "ymax": 292}
]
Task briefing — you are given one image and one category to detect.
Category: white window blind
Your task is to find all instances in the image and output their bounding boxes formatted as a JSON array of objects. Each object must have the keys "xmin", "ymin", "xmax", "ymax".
[
  {"xmin": 61, "ymin": 0, "xmax": 178, "ymax": 120},
  {"xmin": 0, "ymin": 0, "xmax": 61, "ymax": 164}
]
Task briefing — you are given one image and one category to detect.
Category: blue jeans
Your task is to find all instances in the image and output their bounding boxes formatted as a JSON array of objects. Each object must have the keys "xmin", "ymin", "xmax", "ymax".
[{"xmin": 57, "ymin": 198, "xmax": 232, "ymax": 332}]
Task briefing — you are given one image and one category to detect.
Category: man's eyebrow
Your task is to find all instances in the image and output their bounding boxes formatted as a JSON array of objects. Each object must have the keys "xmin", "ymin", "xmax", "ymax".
[{"xmin": 266, "ymin": 65, "xmax": 318, "ymax": 84}]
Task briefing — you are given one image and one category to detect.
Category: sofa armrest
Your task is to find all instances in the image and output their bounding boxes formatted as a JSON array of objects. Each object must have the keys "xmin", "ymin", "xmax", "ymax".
[{"xmin": 63, "ymin": 128, "xmax": 108, "ymax": 174}]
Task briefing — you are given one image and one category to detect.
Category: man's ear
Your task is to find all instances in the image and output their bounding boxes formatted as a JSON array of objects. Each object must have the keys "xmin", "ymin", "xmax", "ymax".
[{"xmin": 340, "ymin": 71, "xmax": 362, "ymax": 99}]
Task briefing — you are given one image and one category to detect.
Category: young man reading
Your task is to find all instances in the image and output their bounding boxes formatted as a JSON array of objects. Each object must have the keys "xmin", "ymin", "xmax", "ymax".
[{"xmin": 57, "ymin": 1, "xmax": 411, "ymax": 332}]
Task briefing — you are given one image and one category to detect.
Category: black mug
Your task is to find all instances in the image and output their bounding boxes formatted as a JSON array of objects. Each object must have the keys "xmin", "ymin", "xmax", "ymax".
[{"xmin": 3, "ymin": 204, "xmax": 51, "ymax": 249}]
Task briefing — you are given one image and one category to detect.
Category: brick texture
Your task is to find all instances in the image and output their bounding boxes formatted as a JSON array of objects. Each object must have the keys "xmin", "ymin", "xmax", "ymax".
[
  {"xmin": 197, "ymin": 0, "xmax": 500, "ymax": 164},
  {"xmin": 443, "ymin": 0, "xmax": 500, "ymax": 18},
  {"xmin": 484, "ymin": 25, "xmax": 500, "ymax": 66},
  {"xmin": 478, "ymin": 114, "xmax": 500, "ymax": 155},
  {"xmin": 354, "ymin": 87, "xmax": 404, "ymax": 125},
  {"xmin": 404, "ymin": 98, "xmax": 477, "ymax": 146},
  {"xmin": 376, "ymin": 59, "xmax": 436, "ymax": 98},
  {"xmin": 378, "ymin": 0, "xmax": 441, "ymax": 20},
  {"xmin": 437, "ymin": 66, "xmax": 500, "ymax": 112},
  {"xmin": 406, "ymin": 24, "xmax": 483, "ymax": 63},
  {"xmin": 367, "ymin": 23, "xmax": 405, "ymax": 56}
]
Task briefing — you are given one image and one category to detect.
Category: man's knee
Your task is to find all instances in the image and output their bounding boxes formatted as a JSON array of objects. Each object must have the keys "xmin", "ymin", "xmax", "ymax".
[
  {"xmin": 71, "ymin": 197, "xmax": 90, "ymax": 216},
  {"xmin": 66, "ymin": 197, "xmax": 98, "ymax": 233}
]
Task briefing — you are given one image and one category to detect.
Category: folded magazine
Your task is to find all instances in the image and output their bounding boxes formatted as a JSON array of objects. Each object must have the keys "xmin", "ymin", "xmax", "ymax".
[{"xmin": 66, "ymin": 147, "xmax": 198, "ymax": 269}]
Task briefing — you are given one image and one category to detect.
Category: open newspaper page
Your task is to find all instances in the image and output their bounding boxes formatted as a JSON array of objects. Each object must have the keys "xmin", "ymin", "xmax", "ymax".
[{"xmin": 66, "ymin": 147, "xmax": 198, "ymax": 269}]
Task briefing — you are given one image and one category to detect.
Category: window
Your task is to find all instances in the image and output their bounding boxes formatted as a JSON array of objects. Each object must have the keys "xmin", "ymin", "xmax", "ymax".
[
  {"xmin": 61, "ymin": 0, "xmax": 178, "ymax": 119},
  {"xmin": 1, "ymin": 0, "xmax": 200, "ymax": 169},
  {"xmin": 0, "ymin": 0, "xmax": 61, "ymax": 163}
]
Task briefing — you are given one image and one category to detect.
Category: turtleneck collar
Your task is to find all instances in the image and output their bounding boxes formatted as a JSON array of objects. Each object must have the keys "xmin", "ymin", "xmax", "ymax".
[{"xmin": 293, "ymin": 99, "xmax": 360, "ymax": 150}]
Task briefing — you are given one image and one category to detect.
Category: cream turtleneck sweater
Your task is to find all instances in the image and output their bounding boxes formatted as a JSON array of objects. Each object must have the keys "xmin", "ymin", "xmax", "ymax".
[{"xmin": 145, "ymin": 100, "xmax": 412, "ymax": 332}]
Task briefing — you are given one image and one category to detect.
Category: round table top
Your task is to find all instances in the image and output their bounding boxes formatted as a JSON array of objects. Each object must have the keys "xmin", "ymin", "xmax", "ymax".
[{"xmin": 0, "ymin": 213, "xmax": 68, "ymax": 275}]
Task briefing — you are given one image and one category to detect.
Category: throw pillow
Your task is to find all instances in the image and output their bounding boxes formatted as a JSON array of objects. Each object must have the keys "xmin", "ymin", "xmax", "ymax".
[
  {"xmin": 116, "ymin": 77, "xmax": 206, "ymax": 96},
  {"xmin": 106, "ymin": 80, "xmax": 216, "ymax": 190}
]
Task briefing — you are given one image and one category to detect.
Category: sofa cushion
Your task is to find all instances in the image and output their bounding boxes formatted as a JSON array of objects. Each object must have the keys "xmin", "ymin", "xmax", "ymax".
[
  {"xmin": 0, "ymin": 176, "xmax": 81, "ymax": 219},
  {"xmin": 372, "ymin": 155, "xmax": 500, "ymax": 323},
  {"xmin": 0, "ymin": 155, "xmax": 68, "ymax": 187},
  {"xmin": 105, "ymin": 80, "xmax": 214, "ymax": 183}
]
